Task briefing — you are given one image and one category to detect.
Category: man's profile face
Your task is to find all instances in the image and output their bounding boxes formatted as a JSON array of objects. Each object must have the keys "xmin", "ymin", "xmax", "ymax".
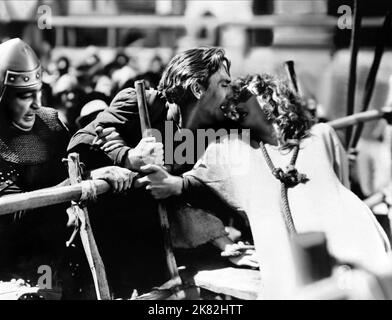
[{"xmin": 198, "ymin": 61, "xmax": 232, "ymax": 124}]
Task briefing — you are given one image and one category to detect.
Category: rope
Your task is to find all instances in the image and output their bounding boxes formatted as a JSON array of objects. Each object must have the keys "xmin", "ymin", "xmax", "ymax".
[
  {"xmin": 80, "ymin": 180, "xmax": 98, "ymax": 202},
  {"xmin": 259, "ymin": 142, "xmax": 309, "ymax": 234}
]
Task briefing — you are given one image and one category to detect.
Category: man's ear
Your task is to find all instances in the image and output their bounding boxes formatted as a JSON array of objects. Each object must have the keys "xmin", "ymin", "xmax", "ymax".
[{"xmin": 190, "ymin": 82, "xmax": 205, "ymax": 100}]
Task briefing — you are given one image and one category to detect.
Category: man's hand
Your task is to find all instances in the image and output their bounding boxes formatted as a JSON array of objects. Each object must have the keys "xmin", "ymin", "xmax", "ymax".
[
  {"xmin": 93, "ymin": 126, "xmax": 126, "ymax": 153},
  {"xmin": 90, "ymin": 166, "xmax": 136, "ymax": 193},
  {"xmin": 134, "ymin": 164, "xmax": 183, "ymax": 200},
  {"xmin": 126, "ymin": 137, "xmax": 164, "ymax": 171},
  {"xmin": 93, "ymin": 126, "xmax": 164, "ymax": 171},
  {"xmin": 229, "ymin": 250, "xmax": 260, "ymax": 269}
]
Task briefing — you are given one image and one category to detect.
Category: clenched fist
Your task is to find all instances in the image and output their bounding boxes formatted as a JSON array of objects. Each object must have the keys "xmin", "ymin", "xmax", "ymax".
[{"xmin": 126, "ymin": 137, "xmax": 164, "ymax": 171}]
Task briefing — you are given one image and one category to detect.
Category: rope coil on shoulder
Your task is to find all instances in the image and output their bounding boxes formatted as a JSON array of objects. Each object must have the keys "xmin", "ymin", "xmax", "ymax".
[{"xmin": 260, "ymin": 142, "xmax": 309, "ymax": 234}]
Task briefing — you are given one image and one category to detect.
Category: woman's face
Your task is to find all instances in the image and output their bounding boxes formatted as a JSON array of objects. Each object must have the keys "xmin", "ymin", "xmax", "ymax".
[
  {"xmin": 6, "ymin": 87, "xmax": 42, "ymax": 131},
  {"xmin": 236, "ymin": 95, "xmax": 269, "ymax": 130}
]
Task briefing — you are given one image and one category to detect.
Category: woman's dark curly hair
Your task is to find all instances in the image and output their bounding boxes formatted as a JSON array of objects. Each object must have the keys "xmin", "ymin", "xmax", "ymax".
[
  {"xmin": 233, "ymin": 73, "xmax": 315, "ymax": 150},
  {"xmin": 158, "ymin": 47, "xmax": 230, "ymax": 107}
]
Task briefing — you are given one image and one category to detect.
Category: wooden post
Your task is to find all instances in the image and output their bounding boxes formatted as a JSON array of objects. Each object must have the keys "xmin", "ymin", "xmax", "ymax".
[
  {"xmin": 284, "ymin": 60, "xmax": 301, "ymax": 96},
  {"xmin": 345, "ymin": 0, "xmax": 362, "ymax": 148},
  {"xmin": 135, "ymin": 80, "xmax": 182, "ymax": 290},
  {"xmin": 66, "ymin": 153, "xmax": 111, "ymax": 300}
]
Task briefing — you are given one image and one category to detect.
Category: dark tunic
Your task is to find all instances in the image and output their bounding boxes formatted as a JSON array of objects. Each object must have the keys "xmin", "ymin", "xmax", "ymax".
[
  {"xmin": 68, "ymin": 89, "xmax": 172, "ymax": 295},
  {"xmin": 67, "ymin": 88, "xmax": 242, "ymax": 295}
]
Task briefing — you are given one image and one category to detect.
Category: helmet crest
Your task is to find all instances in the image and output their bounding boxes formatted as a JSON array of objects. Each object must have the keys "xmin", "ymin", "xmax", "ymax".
[{"xmin": 0, "ymin": 38, "xmax": 42, "ymax": 103}]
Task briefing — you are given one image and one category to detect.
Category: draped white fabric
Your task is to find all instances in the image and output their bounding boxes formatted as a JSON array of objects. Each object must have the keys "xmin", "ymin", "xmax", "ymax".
[{"xmin": 186, "ymin": 124, "xmax": 392, "ymax": 290}]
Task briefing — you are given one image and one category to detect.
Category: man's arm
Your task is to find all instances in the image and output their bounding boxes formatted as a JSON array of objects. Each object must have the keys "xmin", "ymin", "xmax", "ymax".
[
  {"xmin": 92, "ymin": 88, "xmax": 140, "ymax": 166},
  {"xmin": 68, "ymin": 88, "xmax": 163, "ymax": 170},
  {"xmin": 136, "ymin": 164, "xmax": 240, "ymax": 223},
  {"xmin": 67, "ymin": 89, "xmax": 139, "ymax": 167}
]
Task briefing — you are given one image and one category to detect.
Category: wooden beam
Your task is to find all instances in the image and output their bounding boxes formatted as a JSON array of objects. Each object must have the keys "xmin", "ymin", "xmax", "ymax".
[
  {"xmin": 49, "ymin": 15, "xmax": 384, "ymax": 29},
  {"xmin": 328, "ymin": 108, "xmax": 392, "ymax": 130},
  {"xmin": 0, "ymin": 180, "xmax": 110, "ymax": 216}
]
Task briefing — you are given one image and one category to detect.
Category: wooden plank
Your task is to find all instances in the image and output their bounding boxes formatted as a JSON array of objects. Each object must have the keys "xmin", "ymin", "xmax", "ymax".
[
  {"xmin": 49, "ymin": 15, "xmax": 385, "ymax": 29},
  {"xmin": 193, "ymin": 267, "xmax": 261, "ymax": 300},
  {"xmin": 0, "ymin": 180, "xmax": 110, "ymax": 216},
  {"xmin": 328, "ymin": 108, "xmax": 392, "ymax": 130}
]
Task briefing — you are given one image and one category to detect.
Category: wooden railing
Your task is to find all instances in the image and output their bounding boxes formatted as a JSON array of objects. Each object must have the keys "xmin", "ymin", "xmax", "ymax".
[
  {"xmin": 0, "ymin": 180, "xmax": 110, "ymax": 217},
  {"xmin": 48, "ymin": 14, "xmax": 386, "ymax": 47},
  {"xmin": 50, "ymin": 14, "xmax": 385, "ymax": 29}
]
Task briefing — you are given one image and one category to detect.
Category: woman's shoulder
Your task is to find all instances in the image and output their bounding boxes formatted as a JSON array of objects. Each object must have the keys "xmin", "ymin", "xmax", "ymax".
[
  {"xmin": 305, "ymin": 123, "xmax": 345, "ymax": 152},
  {"xmin": 310, "ymin": 122, "xmax": 335, "ymax": 134},
  {"xmin": 308, "ymin": 122, "xmax": 339, "ymax": 141}
]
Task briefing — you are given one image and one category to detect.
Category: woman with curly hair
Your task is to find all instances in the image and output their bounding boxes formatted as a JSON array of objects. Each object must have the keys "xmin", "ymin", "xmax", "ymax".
[{"xmin": 182, "ymin": 73, "xmax": 391, "ymax": 276}]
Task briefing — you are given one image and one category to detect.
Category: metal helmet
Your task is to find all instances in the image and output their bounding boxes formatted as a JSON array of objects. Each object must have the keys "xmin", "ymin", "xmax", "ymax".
[{"xmin": 0, "ymin": 38, "xmax": 42, "ymax": 104}]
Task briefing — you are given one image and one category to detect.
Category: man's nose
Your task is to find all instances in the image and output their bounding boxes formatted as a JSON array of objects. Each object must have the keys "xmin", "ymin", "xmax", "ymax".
[{"xmin": 31, "ymin": 93, "xmax": 41, "ymax": 109}]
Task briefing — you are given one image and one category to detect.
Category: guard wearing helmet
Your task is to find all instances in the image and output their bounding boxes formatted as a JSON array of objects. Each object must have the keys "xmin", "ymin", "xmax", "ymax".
[
  {"xmin": 0, "ymin": 38, "xmax": 76, "ymax": 298},
  {"xmin": 0, "ymin": 39, "xmax": 142, "ymax": 300}
]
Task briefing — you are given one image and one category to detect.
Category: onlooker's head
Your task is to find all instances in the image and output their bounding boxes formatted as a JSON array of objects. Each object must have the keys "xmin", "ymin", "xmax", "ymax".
[
  {"xmin": 56, "ymin": 56, "xmax": 70, "ymax": 77},
  {"xmin": 76, "ymin": 99, "xmax": 108, "ymax": 129},
  {"xmin": 149, "ymin": 55, "xmax": 164, "ymax": 74}
]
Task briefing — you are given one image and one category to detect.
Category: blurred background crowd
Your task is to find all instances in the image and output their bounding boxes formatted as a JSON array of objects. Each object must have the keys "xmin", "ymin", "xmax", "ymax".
[{"xmin": 0, "ymin": 0, "xmax": 392, "ymax": 212}]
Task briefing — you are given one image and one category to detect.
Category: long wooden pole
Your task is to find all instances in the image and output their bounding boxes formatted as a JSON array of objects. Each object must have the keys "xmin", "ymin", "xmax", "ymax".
[
  {"xmin": 345, "ymin": 0, "xmax": 362, "ymax": 148},
  {"xmin": 328, "ymin": 107, "xmax": 392, "ymax": 130},
  {"xmin": 135, "ymin": 80, "xmax": 182, "ymax": 288},
  {"xmin": 0, "ymin": 180, "xmax": 110, "ymax": 217},
  {"xmin": 284, "ymin": 60, "xmax": 301, "ymax": 96}
]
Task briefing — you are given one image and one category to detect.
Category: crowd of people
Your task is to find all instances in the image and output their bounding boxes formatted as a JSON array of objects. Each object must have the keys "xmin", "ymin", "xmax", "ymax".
[{"xmin": 0, "ymin": 37, "xmax": 392, "ymax": 300}]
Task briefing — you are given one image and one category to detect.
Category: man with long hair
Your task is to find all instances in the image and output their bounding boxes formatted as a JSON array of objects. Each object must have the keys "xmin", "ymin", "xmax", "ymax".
[{"xmin": 67, "ymin": 47, "xmax": 255, "ymax": 297}]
